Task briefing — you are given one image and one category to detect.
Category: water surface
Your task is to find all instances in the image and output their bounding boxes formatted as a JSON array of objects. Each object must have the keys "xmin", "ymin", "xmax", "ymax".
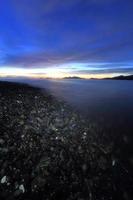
[{"xmin": 1, "ymin": 78, "xmax": 133, "ymax": 129}]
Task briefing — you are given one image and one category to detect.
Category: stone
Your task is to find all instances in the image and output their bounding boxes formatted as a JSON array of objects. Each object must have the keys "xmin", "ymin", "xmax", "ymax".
[
  {"xmin": 19, "ymin": 184, "xmax": 25, "ymax": 193},
  {"xmin": 82, "ymin": 164, "xmax": 87, "ymax": 172},
  {"xmin": 0, "ymin": 139, "xmax": 4, "ymax": 145},
  {"xmin": 1, "ymin": 176, "xmax": 7, "ymax": 184},
  {"xmin": 112, "ymin": 160, "xmax": 116, "ymax": 166}
]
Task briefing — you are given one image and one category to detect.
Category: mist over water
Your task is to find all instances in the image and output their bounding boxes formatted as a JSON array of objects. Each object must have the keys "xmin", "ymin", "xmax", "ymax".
[{"xmin": 1, "ymin": 78, "xmax": 133, "ymax": 127}]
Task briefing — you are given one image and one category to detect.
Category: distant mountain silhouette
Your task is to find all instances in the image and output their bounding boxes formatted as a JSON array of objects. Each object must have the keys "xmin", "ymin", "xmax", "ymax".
[
  {"xmin": 63, "ymin": 76, "xmax": 83, "ymax": 79},
  {"xmin": 63, "ymin": 75, "xmax": 133, "ymax": 80},
  {"xmin": 105, "ymin": 75, "xmax": 133, "ymax": 80}
]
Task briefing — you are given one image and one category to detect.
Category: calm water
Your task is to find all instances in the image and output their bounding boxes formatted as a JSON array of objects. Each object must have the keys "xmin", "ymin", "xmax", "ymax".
[{"xmin": 2, "ymin": 78, "xmax": 133, "ymax": 126}]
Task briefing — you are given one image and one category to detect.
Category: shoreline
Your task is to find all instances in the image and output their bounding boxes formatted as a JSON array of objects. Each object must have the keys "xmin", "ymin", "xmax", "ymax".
[{"xmin": 0, "ymin": 81, "xmax": 132, "ymax": 200}]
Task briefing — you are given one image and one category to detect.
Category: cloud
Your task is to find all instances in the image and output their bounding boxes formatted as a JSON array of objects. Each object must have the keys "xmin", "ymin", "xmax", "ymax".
[
  {"xmin": 3, "ymin": 34, "xmax": 133, "ymax": 68},
  {"xmin": 73, "ymin": 67, "xmax": 133, "ymax": 75},
  {"xmin": 0, "ymin": 0, "xmax": 133, "ymax": 77}
]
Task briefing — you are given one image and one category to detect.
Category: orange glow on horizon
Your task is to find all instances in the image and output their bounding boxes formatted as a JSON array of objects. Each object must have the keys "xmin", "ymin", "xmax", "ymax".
[
  {"xmin": 0, "ymin": 67, "xmax": 129, "ymax": 79},
  {"xmin": 0, "ymin": 72, "xmax": 127, "ymax": 79}
]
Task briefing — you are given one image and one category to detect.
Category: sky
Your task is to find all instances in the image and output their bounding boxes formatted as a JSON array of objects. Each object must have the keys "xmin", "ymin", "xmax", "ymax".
[{"xmin": 0, "ymin": 0, "xmax": 133, "ymax": 78}]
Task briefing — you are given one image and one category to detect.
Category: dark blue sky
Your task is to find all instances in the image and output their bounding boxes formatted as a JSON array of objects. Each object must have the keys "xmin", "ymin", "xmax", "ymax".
[{"xmin": 0, "ymin": 0, "xmax": 133, "ymax": 78}]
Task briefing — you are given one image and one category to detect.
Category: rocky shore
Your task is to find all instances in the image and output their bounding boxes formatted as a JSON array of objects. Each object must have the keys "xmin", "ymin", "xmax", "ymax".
[{"xmin": 0, "ymin": 81, "xmax": 132, "ymax": 200}]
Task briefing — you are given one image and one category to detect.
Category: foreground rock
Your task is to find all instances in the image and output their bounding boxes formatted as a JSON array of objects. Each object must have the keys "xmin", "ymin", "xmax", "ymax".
[{"xmin": 0, "ymin": 81, "xmax": 132, "ymax": 200}]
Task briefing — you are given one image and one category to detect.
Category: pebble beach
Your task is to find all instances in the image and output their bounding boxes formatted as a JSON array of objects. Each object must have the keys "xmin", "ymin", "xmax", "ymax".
[{"xmin": 0, "ymin": 81, "xmax": 132, "ymax": 200}]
